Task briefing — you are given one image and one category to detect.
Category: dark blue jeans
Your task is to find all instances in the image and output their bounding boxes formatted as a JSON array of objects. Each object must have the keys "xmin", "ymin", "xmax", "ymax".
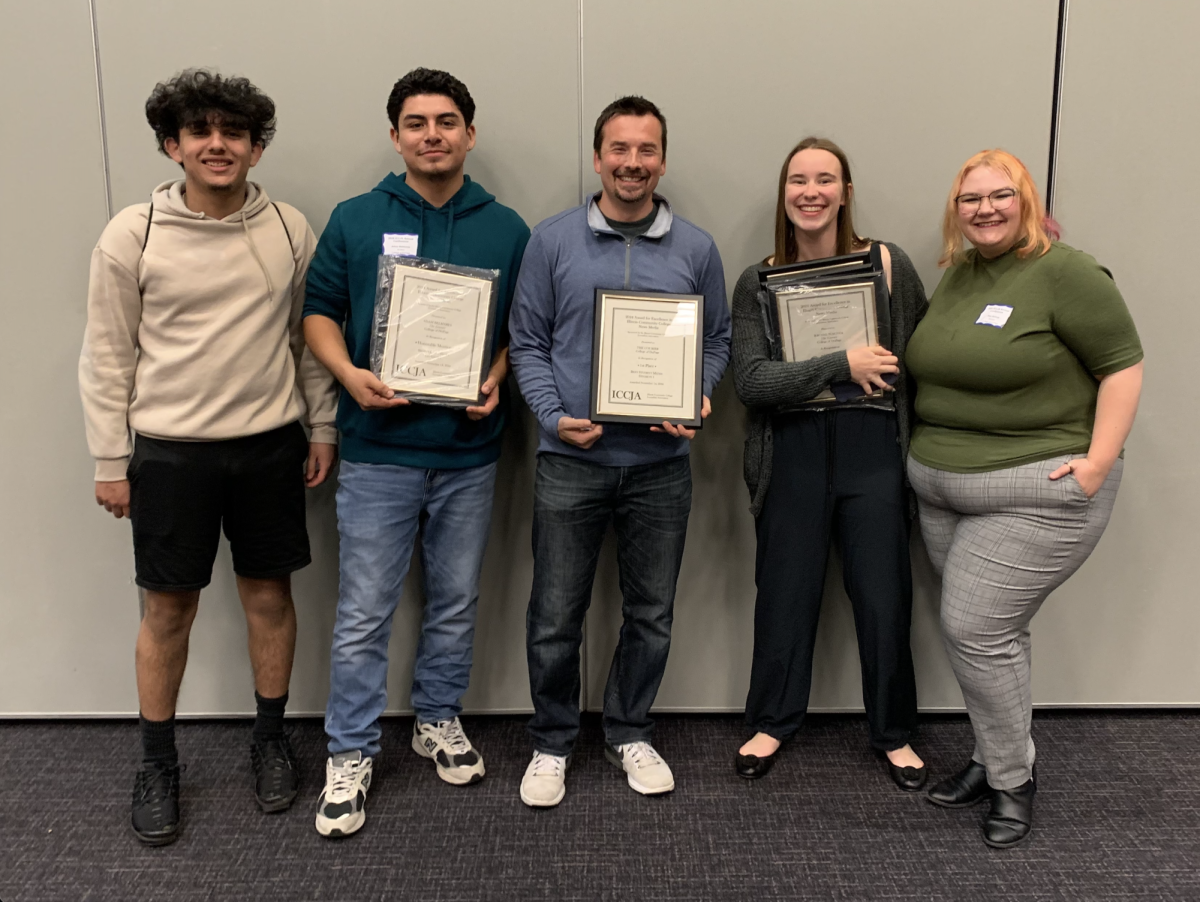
[{"xmin": 526, "ymin": 453, "xmax": 692, "ymax": 756}]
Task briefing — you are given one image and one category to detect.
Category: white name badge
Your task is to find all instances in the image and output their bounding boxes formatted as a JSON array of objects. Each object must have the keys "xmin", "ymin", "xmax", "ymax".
[
  {"xmin": 382, "ymin": 233, "xmax": 419, "ymax": 256},
  {"xmin": 976, "ymin": 304, "xmax": 1014, "ymax": 328}
]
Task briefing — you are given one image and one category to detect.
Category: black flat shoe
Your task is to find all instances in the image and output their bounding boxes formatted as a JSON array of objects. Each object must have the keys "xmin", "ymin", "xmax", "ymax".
[
  {"xmin": 735, "ymin": 751, "xmax": 777, "ymax": 779},
  {"xmin": 883, "ymin": 755, "xmax": 927, "ymax": 792},
  {"xmin": 982, "ymin": 778, "xmax": 1035, "ymax": 849},
  {"xmin": 927, "ymin": 760, "xmax": 990, "ymax": 808}
]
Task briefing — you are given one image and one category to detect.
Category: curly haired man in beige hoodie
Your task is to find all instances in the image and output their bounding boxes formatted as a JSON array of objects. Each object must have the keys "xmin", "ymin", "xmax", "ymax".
[{"xmin": 78, "ymin": 69, "xmax": 338, "ymax": 845}]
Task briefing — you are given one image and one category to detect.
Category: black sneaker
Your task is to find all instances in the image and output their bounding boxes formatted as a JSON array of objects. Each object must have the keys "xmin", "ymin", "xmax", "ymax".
[
  {"xmin": 131, "ymin": 763, "xmax": 181, "ymax": 846},
  {"xmin": 251, "ymin": 735, "xmax": 299, "ymax": 813}
]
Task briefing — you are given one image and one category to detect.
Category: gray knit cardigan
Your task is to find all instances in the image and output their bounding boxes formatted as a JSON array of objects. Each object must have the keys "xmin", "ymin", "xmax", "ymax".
[{"xmin": 730, "ymin": 242, "xmax": 929, "ymax": 517}]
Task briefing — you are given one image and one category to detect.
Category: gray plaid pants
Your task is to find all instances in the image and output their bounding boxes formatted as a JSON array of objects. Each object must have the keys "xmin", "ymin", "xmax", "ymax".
[{"xmin": 907, "ymin": 454, "xmax": 1122, "ymax": 790}]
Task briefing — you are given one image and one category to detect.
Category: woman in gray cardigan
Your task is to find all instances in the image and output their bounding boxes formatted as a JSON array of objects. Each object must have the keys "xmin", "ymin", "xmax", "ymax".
[{"xmin": 731, "ymin": 137, "xmax": 929, "ymax": 789}]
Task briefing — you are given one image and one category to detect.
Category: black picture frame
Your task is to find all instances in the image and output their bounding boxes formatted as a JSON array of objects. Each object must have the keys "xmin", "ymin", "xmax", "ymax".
[
  {"xmin": 758, "ymin": 244, "xmax": 892, "ymax": 359},
  {"xmin": 589, "ymin": 288, "xmax": 706, "ymax": 428}
]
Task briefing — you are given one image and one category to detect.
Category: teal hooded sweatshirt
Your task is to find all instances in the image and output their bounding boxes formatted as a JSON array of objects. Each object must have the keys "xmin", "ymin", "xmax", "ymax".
[{"xmin": 304, "ymin": 173, "xmax": 530, "ymax": 469}]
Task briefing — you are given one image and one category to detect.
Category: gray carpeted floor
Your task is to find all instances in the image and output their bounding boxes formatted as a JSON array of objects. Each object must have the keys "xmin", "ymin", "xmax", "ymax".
[{"xmin": 1, "ymin": 712, "xmax": 1197, "ymax": 901}]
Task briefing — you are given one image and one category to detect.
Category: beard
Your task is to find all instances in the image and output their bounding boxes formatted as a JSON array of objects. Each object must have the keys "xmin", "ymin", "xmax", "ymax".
[{"xmin": 612, "ymin": 167, "xmax": 651, "ymax": 203}]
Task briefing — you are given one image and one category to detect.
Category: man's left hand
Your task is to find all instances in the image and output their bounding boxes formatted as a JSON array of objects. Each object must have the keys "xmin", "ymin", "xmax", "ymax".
[
  {"xmin": 306, "ymin": 442, "xmax": 337, "ymax": 488},
  {"xmin": 651, "ymin": 395, "xmax": 711, "ymax": 440}
]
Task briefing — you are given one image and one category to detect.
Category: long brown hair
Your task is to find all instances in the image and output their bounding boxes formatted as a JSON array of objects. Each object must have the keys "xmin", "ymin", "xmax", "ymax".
[{"xmin": 771, "ymin": 137, "xmax": 868, "ymax": 264}]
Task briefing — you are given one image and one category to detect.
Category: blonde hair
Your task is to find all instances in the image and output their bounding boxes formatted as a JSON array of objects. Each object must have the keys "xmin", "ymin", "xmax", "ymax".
[{"xmin": 939, "ymin": 149, "xmax": 1054, "ymax": 267}]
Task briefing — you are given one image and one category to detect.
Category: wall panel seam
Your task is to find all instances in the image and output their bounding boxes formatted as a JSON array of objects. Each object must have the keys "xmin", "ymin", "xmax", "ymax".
[
  {"xmin": 577, "ymin": 0, "xmax": 586, "ymax": 206},
  {"xmin": 1045, "ymin": 0, "xmax": 1070, "ymax": 214},
  {"xmin": 576, "ymin": 0, "xmax": 592, "ymax": 709},
  {"xmin": 88, "ymin": 0, "xmax": 114, "ymax": 221}
]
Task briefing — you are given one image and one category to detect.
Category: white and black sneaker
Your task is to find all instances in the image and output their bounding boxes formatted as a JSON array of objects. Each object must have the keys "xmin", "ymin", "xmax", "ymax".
[
  {"xmin": 412, "ymin": 717, "xmax": 486, "ymax": 785},
  {"xmin": 314, "ymin": 751, "xmax": 372, "ymax": 838},
  {"xmin": 605, "ymin": 741, "xmax": 675, "ymax": 795}
]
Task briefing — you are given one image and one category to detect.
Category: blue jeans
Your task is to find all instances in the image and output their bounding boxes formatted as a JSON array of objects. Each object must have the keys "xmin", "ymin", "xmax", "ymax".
[
  {"xmin": 325, "ymin": 459, "xmax": 497, "ymax": 757},
  {"xmin": 526, "ymin": 453, "xmax": 692, "ymax": 756}
]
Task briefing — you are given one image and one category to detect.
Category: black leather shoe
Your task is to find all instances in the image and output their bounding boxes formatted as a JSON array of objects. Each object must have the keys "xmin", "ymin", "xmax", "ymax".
[
  {"xmin": 131, "ymin": 763, "xmax": 181, "ymax": 846},
  {"xmin": 927, "ymin": 760, "xmax": 990, "ymax": 808},
  {"xmin": 982, "ymin": 778, "xmax": 1035, "ymax": 849},
  {"xmin": 735, "ymin": 750, "xmax": 777, "ymax": 779},
  {"xmin": 251, "ymin": 735, "xmax": 299, "ymax": 813},
  {"xmin": 881, "ymin": 751, "xmax": 927, "ymax": 792}
]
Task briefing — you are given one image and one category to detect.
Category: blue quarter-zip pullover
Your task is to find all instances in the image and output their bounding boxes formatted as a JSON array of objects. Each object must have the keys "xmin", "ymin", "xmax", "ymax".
[{"xmin": 509, "ymin": 194, "xmax": 732, "ymax": 466}]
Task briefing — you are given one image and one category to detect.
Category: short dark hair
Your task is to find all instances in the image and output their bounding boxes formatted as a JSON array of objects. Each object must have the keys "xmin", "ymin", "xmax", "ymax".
[
  {"xmin": 593, "ymin": 96, "xmax": 667, "ymax": 157},
  {"xmin": 387, "ymin": 68, "xmax": 476, "ymax": 129},
  {"xmin": 144, "ymin": 69, "xmax": 276, "ymax": 155}
]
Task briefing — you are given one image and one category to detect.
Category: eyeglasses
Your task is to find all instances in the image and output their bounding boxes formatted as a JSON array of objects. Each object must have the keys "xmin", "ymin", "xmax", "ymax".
[{"xmin": 955, "ymin": 188, "xmax": 1017, "ymax": 212}]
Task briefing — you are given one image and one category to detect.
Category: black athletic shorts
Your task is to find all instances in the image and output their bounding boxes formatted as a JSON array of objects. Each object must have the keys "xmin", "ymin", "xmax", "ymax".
[{"xmin": 127, "ymin": 421, "xmax": 311, "ymax": 592}]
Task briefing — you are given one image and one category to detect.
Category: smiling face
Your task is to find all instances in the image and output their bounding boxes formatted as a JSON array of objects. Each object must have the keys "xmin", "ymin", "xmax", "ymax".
[
  {"xmin": 593, "ymin": 113, "xmax": 666, "ymax": 218},
  {"xmin": 390, "ymin": 93, "xmax": 475, "ymax": 182},
  {"xmin": 784, "ymin": 148, "xmax": 847, "ymax": 240},
  {"xmin": 164, "ymin": 115, "xmax": 262, "ymax": 196},
  {"xmin": 956, "ymin": 165, "xmax": 1022, "ymax": 257}
]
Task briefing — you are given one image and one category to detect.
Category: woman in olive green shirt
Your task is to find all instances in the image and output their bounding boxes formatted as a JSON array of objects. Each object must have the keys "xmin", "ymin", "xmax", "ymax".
[{"xmin": 906, "ymin": 150, "xmax": 1143, "ymax": 850}]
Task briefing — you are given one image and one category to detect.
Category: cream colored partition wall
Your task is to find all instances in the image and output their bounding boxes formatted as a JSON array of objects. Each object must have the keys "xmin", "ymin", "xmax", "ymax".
[
  {"xmin": 1028, "ymin": 0, "xmax": 1200, "ymax": 703},
  {"xmin": 0, "ymin": 2, "xmax": 129, "ymax": 715},
  {"xmin": 81, "ymin": 0, "xmax": 580, "ymax": 715},
  {"xmin": 580, "ymin": 0, "xmax": 1059, "ymax": 711},
  {"xmin": 5, "ymin": 1, "xmax": 1191, "ymax": 717}
]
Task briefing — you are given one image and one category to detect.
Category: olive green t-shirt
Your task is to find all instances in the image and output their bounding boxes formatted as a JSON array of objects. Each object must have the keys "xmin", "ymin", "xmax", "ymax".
[{"xmin": 906, "ymin": 242, "xmax": 1142, "ymax": 473}]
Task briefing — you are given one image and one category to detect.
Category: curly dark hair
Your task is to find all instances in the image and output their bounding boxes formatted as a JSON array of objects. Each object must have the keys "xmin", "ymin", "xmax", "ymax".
[
  {"xmin": 144, "ymin": 69, "xmax": 277, "ymax": 155},
  {"xmin": 386, "ymin": 68, "xmax": 476, "ymax": 129},
  {"xmin": 593, "ymin": 96, "xmax": 667, "ymax": 158}
]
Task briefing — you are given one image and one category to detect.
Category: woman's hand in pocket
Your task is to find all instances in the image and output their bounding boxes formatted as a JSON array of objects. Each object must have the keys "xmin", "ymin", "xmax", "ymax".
[{"xmin": 1048, "ymin": 457, "xmax": 1105, "ymax": 498}]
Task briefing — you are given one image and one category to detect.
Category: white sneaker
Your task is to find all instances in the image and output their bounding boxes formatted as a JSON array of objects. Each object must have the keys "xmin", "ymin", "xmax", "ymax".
[
  {"xmin": 605, "ymin": 741, "xmax": 675, "ymax": 795},
  {"xmin": 411, "ymin": 717, "xmax": 486, "ymax": 786},
  {"xmin": 314, "ymin": 751, "xmax": 373, "ymax": 838},
  {"xmin": 519, "ymin": 751, "xmax": 569, "ymax": 808}
]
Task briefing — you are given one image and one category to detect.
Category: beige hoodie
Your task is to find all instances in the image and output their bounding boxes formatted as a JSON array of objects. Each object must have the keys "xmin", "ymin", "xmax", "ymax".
[{"xmin": 79, "ymin": 180, "xmax": 339, "ymax": 481}]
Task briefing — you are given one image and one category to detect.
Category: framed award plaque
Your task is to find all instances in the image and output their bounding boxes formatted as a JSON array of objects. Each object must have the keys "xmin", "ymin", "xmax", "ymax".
[{"xmin": 589, "ymin": 289, "xmax": 705, "ymax": 428}]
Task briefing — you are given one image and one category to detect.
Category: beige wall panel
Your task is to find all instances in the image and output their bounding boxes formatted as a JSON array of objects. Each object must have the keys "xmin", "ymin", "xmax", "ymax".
[
  {"xmin": 13, "ymin": 0, "xmax": 1182, "ymax": 717},
  {"xmin": 90, "ymin": 0, "xmax": 580, "ymax": 714},
  {"xmin": 0, "ymin": 3, "xmax": 130, "ymax": 714},
  {"xmin": 1031, "ymin": 0, "xmax": 1200, "ymax": 703},
  {"xmin": 580, "ymin": 0, "xmax": 1059, "ymax": 710}
]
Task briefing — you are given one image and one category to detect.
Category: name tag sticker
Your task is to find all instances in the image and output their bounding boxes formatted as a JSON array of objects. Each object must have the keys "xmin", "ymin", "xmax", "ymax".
[
  {"xmin": 976, "ymin": 304, "xmax": 1014, "ymax": 328},
  {"xmin": 382, "ymin": 233, "xmax": 418, "ymax": 256}
]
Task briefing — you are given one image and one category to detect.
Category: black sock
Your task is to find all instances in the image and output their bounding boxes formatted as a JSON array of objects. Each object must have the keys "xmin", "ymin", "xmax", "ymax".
[
  {"xmin": 140, "ymin": 714, "xmax": 178, "ymax": 769},
  {"xmin": 253, "ymin": 691, "xmax": 288, "ymax": 742}
]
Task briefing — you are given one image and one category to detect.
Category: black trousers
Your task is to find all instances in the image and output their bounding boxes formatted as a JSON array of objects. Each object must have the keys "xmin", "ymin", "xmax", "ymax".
[{"xmin": 745, "ymin": 408, "xmax": 917, "ymax": 751}]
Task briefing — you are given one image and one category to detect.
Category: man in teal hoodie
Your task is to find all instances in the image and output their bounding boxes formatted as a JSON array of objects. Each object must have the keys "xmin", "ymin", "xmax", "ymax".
[{"xmin": 303, "ymin": 68, "xmax": 529, "ymax": 838}]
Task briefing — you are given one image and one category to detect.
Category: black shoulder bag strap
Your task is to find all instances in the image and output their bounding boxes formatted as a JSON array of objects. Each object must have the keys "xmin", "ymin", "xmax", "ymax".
[
  {"xmin": 271, "ymin": 201, "xmax": 298, "ymax": 284},
  {"xmin": 271, "ymin": 201, "xmax": 293, "ymax": 247},
  {"xmin": 141, "ymin": 202, "xmax": 154, "ymax": 252}
]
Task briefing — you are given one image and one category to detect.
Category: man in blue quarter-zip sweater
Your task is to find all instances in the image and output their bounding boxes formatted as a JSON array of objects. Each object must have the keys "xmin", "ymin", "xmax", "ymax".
[
  {"xmin": 303, "ymin": 68, "xmax": 529, "ymax": 839},
  {"xmin": 509, "ymin": 96, "xmax": 731, "ymax": 808}
]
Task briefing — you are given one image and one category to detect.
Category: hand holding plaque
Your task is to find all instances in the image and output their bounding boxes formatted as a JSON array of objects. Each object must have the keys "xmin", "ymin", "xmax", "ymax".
[
  {"xmin": 589, "ymin": 289, "xmax": 705, "ymax": 428},
  {"xmin": 758, "ymin": 247, "xmax": 892, "ymax": 403},
  {"xmin": 369, "ymin": 256, "xmax": 501, "ymax": 408}
]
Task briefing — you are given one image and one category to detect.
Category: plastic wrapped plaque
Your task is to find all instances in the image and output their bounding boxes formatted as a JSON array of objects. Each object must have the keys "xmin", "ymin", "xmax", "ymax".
[
  {"xmin": 369, "ymin": 255, "xmax": 500, "ymax": 408},
  {"xmin": 757, "ymin": 245, "xmax": 892, "ymax": 403}
]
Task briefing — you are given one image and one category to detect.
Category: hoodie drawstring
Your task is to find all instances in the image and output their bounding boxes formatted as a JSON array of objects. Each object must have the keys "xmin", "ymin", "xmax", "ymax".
[
  {"xmin": 446, "ymin": 200, "xmax": 456, "ymax": 254},
  {"xmin": 241, "ymin": 210, "xmax": 275, "ymax": 303}
]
